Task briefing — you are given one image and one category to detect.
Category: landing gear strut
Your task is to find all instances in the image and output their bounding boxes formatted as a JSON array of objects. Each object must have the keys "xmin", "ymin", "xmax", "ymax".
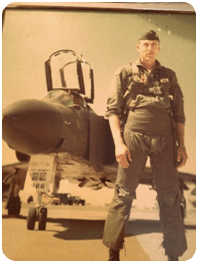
[
  {"xmin": 5, "ymin": 179, "xmax": 22, "ymax": 217},
  {"xmin": 24, "ymin": 154, "xmax": 56, "ymax": 230},
  {"xmin": 7, "ymin": 196, "xmax": 21, "ymax": 216}
]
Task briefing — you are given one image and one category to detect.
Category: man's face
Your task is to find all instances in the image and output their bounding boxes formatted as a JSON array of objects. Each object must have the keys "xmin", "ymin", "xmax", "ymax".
[{"xmin": 136, "ymin": 40, "xmax": 160, "ymax": 62}]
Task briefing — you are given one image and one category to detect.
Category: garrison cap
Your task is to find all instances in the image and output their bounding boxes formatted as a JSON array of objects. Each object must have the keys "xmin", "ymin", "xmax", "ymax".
[{"xmin": 139, "ymin": 30, "xmax": 160, "ymax": 41}]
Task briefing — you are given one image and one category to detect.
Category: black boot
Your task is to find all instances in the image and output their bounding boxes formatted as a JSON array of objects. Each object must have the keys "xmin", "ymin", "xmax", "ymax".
[
  {"xmin": 109, "ymin": 250, "xmax": 120, "ymax": 261},
  {"xmin": 168, "ymin": 255, "xmax": 179, "ymax": 261}
]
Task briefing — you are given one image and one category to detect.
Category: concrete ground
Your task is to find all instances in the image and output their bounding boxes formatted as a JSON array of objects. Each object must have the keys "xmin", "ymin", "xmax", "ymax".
[{"xmin": 2, "ymin": 202, "xmax": 196, "ymax": 261}]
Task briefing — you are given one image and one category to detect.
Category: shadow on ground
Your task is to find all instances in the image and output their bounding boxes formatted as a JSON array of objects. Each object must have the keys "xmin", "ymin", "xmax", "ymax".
[
  {"xmin": 45, "ymin": 218, "xmax": 195, "ymax": 241},
  {"xmin": 2, "ymin": 213, "xmax": 195, "ymax": 241}
]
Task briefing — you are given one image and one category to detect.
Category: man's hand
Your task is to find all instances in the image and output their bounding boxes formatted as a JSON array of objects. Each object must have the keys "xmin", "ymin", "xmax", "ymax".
[
  {"xmin": 108, "ymin": 115, "xmax": 132, "ymax": 168},
  {"xmin": 177, "ymin": 146, "xmax": 188, "ymax": 168},
  {"xmin": 115, "ymin": 143, "xmax": 132, "ymax": 169},
  {"xmin": 176, "ymin": 123, "xmax": 188, "ymax": 168}
]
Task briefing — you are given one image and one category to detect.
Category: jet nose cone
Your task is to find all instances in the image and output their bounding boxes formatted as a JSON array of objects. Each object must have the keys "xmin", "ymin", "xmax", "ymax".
[{"xmin": 2, "ymin": 99, "xmax": 64, "ymax": 154}]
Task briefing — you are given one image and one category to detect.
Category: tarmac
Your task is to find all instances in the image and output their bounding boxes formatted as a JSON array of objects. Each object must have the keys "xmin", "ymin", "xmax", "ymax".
[{"xmin": 2, "ymin": 202, "xmax": 196, "ymax": 261}]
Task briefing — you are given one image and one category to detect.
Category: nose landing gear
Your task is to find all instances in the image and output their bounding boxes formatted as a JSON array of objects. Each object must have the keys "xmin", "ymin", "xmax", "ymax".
[
  {"xmin": 27, "ymin": 206, "xmax": 48, "ymax": 230},
  {"xmin": 27, "ymin": 192, "xmax": 49, "ymax": 230}
]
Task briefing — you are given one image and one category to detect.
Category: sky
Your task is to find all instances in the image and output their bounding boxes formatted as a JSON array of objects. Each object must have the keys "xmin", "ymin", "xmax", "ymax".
[{"xmin": 2, "ymin": 4, "xmax": 196, "ymax": 205}]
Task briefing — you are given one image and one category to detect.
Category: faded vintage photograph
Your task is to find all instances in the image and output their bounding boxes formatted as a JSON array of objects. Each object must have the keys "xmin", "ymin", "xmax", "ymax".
[{"xmin": 2, "ymin": 2, "xmax": 196, "ymax": 261}]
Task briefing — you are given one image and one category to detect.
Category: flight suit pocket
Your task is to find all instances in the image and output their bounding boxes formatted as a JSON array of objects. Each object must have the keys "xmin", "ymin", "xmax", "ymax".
[{"xmin": 160, "ymin": 78, "xmax": 170, "ymax": 95}]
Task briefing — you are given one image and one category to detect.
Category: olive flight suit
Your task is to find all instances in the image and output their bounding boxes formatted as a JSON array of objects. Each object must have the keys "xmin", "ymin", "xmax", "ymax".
[{"xmin": 103, "ymin": 58, "xmax": 187, "ymax": 257}]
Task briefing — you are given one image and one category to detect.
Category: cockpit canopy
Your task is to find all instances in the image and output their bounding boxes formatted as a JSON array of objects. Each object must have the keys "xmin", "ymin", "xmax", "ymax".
[
  {"xmin": 45, "ymin": 49, "xmax": 94, "ymax": 104},
  {"xmin": 43, "ymin": 90, "xmax": 87, "ymax": 108}
]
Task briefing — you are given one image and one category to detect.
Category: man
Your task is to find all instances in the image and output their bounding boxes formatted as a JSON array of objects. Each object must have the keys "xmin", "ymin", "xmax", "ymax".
[{"xmin": 103, "ymin": 30, "xmax": 188, "ymax": 261}]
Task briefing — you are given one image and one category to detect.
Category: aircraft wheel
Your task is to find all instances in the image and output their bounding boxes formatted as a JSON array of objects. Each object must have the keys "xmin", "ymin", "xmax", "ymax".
[
  {"xmin": 38, "ymin": 207, "xmax": 47, "ymax": 230},
  {"xmin": 7, "ymin": 196, "xmax": 21, "ymax": 216},
  {"xmin": 27, "ymin": 207, "xmax": 37, "ymax": 230}
]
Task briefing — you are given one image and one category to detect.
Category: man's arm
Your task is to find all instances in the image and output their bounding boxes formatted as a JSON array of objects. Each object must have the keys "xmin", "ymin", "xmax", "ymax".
[
  {"xmin": 176, "ymin": 122, "xmax": 188, "ymax": 168},
  {"xmin": 168, "ymin": 70, "xmax": 187, "ymax": 168},
  {"xmin": 109, "ymin": 115, "xmax": 132, "ymax": 168}
]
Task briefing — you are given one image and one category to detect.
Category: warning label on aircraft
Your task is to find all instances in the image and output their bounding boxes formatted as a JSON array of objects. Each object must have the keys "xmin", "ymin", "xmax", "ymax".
[{"xmin": 27, "ymin": 155, "xmax": 56, "ymax": 193}]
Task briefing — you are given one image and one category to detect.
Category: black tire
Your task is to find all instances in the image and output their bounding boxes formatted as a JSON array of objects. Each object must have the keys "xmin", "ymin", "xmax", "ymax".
[
  {"xmin": 7, "ymin": 196, "xmax": 21, "ymax": 216},
  {"xmin": 38, "ymin": 207, "xmax": 47, "ymax": 230},
  {"xmin": 27, "ymin": 207, "xmax": 37, "ymax": 230}
]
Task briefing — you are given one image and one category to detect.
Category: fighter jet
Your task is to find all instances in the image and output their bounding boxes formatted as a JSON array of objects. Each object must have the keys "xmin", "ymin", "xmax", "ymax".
[{"xmin": 2, "ymin": 49, "xmax": 196, "ymax": 230}]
